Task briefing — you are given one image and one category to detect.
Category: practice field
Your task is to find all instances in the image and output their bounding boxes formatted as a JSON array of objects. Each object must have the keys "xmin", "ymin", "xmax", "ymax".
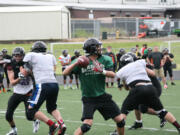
[{"xmin": 0, "ymin": 80, "xmax": 180, "ymax": 135}]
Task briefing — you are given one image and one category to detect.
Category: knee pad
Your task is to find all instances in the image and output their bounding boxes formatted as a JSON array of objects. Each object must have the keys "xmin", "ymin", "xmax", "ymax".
[
  {"xmin": 158, "ymin": 110, "xmax": 168, "ymax": 119},
  {"xmin": 81, "ymin": 124, "xmax": 91, "ymax": 133},
  {"xmin": 117, "ymin": 119, "xmax": 125, "ymax": 128},
  {"xmin": 139, "ymin": 104, "xmax": 148, "ymax": 113},
  {"xmin": 26, "ymin": 108, "xmax": 37, "ymax": 121}
]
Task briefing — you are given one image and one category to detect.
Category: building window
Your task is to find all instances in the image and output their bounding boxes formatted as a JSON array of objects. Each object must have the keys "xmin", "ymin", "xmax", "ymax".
[
  {"xmin": 125, "ymin": 13, "xmax": 131, "ymax": 17},
  {"xmin": 152, "ymin": 14, "xmax": 160, "ymax": 17},
  {"xmin": 110, "ymin": 12, "xmax": 117, "ymax": 17},
  {"xmin": 140, "ymin": 13, "xmax": 146, "ymax": 17}
]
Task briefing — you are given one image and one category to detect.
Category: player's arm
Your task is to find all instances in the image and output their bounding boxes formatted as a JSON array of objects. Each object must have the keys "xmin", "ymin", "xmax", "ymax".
[
  {"xmin": 7, "ymin": 69, "xmax": 20, "ymax": 86},
  {"xmin": 63, "ymin": 62, "xmax": 78, "ymax": 75},
  {"xmin": 146, "ymin": 67, "xmax": 155, "ymax": 77},
  {"xmin": 122, "ymin": 80, "xmax": 129, "ymax": 91}
]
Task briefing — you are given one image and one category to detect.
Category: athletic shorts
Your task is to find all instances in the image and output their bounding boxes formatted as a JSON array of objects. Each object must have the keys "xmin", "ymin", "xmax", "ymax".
[
  {"xmin": 163, "ymin": 66, "xmax": 173, "ymax": 77},
  {"xmin": 154, "ymin": 68, "xmax": 164, "ymax": 78},
  {"xmin": 81, "ymin": 93, "xmax": 121, "ymax": 121},
  {"xmin": 62, "ymin": 67, "xmax": 73, "ymax": 80},
  {"xmin": 121, "ymin": 85, "xmax": 164, "ymax": 115},
  {"xmin": 28, "ymin": 83, "xmax": 59, "ymax": 114}
]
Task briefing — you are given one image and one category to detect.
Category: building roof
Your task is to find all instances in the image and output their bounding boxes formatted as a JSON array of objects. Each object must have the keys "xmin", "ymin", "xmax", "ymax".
[
  {"xmin": 0, "ymin": 0, "xmax": 180, "ymax": 11},
  {"xmin": 0, "ymin": 5, "xmax": 69, "ymax": 12}
]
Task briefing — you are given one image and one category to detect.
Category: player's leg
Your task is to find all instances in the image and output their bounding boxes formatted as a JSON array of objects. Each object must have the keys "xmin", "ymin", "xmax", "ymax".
[
  {"xmin": 75, "ymin": 74, "xmax": 79, "ymax": 89},
  {"xmin": 168, "ymin": 67, "xmax": 175, "ymax": 85},
  {"xmin": 129, "ymin": 109, "xmax": 143, "ymax": 130},
  {"xmin": 160, "ymin": 68, "xmax": 167, "ymax": 89},
  {"xmin": 74, "ymin": 119, "xmax": 93, "ymax": 135},
  {"xmin": 97, "ymin": 93, "xmax": 124, "ymax": 135},
  {"xmin": 147, "ymin": 86, "xmax": 180, "ymax": 132},
  {"xmin": 26, "ymin": 83, "xmax": 59, "ymax": 135},
  {"xmin": 46, "ymin": 83, "xmax": 66, "ymax": 135},
  {"xmin": 5, "ymin": 93, "xmax": 22, "ymax": 135},
  {"xmin": 62, "ymin": 68, "xmax": 67, "ymax": 89},
  {"xmin": 23, "ymin": 93, "xmax": 40, "ymax": 133},
  {"xmin": 74, "ymin": 96, "xmax": 96, "ymax": 135},
  {"xmin": 69, "ymin": 73, "xmax": 73, "ymax": 89},
  {"xmin": 106, "ymin": 77, "xmax": 109, "ymax": 88}
]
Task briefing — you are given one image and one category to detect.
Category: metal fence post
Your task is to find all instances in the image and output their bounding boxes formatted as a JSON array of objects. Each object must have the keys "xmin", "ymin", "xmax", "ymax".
[{"xmin": 136, "ymin": 18, "xmax": 139, "ymax": 37}]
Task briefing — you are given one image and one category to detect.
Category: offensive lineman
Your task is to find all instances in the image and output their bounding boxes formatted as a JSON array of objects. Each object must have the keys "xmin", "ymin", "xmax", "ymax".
[
  {"xmin": 5, "ymin": 47, "xmax": 40, "ymax": 135},
  {"xmin": 63, "ymin": 38, "xmax": 124, "ymax": 135},
  {"xmin": 115, "ymin": 54, "xmax": 180, "ymax": 135},
  {"xmin": 20, "ymin": 41, "xmax": 66, "ymax": 135}
]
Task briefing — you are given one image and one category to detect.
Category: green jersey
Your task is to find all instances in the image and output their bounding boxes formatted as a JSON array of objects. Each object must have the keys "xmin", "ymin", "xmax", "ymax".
[{"xmin": 72, "ymin": 55, "xmax": 113, "ymax": 97}]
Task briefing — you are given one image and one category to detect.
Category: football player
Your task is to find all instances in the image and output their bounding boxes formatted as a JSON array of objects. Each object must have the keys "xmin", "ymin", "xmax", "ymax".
[
  {"xmin": 59, "ymin": 50, "xmax": 73, "ymax": 89},
  {"xmin": 114, "ymin": 54, "xmax": 180, "ymax": 135},
  {"xmin": 63, "ymin": 38, "xmax": 124, "ymax": 135},
  {"xmin": 162, "ymin": 48, "xmax": 175, "ymax": 85},
  {"xmin": 71, "ymin": 50, "xmax": 81, "ymax": 89},
  {"xmin": 20, "ymin": 41, "xmax": 66, "ymax": 135},
  {"xmin": 5, "ymin": 47, "xmax": 40, "ymax": 135}
]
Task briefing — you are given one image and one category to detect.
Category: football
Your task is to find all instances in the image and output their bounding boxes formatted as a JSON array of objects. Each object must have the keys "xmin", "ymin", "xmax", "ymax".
[{"xmin": 77, "ymin": 56, "xmax": 89, "ymax": 68}]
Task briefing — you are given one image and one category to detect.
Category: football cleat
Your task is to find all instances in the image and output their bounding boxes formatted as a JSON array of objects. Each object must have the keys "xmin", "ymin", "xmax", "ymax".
[
  {"xmin": 6, "ymin": 127, "xmax": 17, "ymax": 135},
  {"xmin": 171, "ymin": 82, "xmax": 175, "ymax": 85},
  {"xmin": 33, "ymin": 119, "xmax": 40, "ymax": 133},
  {"xmin": 48, "ymin": 123, "xmax": 59, "ymax": 135},
  {"xmin": 160, "ymin": 118, "xmax": 167, "ymax": 128},
  {"xmin": 129, "ymin": 122, "xmax": 143, "ymax": 130},
  {"xmin": 57, "ymin": 123, "xmax": 66, "ymax": 135}
]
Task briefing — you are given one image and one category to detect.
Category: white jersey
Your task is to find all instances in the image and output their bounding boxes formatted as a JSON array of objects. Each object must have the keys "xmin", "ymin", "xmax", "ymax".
[
  {"xmin": 14, "ymin": 76, "xmax": 33, "ymax": 94},
  {"xmin": 59, "ymin": 54, "xmax": 71, "ymax": 68},
  {"xmin": 116, "ymin": 59, "xmax": 150, "ymax": 85},
  {"xmin": 23, "ymin": 52, "xmax": 57, "ymax": 84}
]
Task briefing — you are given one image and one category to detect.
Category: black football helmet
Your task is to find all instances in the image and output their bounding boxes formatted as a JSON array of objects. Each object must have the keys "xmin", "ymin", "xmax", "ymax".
[
  {"xmin": 130, "ymin": 48, "xmax": 136, "ymax": 54},
  {"xmin": 2, "ymin": 48, "xmax": 7, "ymax": 53},
  {"xmin": 31, "ymin": 41, "xmax": 47, "ymax": 52},
  {"xmin": 127, "ymin": 52, "xmax": 138, "ymax": 61},
  {"xmin": 83, "ymin": 38, "xmax": 102, "ymax": 55},
  {"xmin": 119, "ymin": 48, "xmax": 126, "ymax": 55},
  {"xmin": 120, "ymin": 54, "xmax": 134, "ymax": 66},
  {"xmin": 12, "ymin": 47, "xmax": 25, "ymax": 56},
  {"xmin": 74, "ymin": 50, "xmax": 80, "ymax": 57},
  {"xmin": 162, "ymin": 48, "xmax": 169, "ymax": 54},
  {"xmin": 62, "ymin": 50, "xmax": 68, "ymax": 56}
]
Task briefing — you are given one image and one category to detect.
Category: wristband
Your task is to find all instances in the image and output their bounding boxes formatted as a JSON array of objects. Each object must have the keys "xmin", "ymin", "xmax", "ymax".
[{"xmin": 102, "ymin": 70, "xmax": 107, "ymax": 75}]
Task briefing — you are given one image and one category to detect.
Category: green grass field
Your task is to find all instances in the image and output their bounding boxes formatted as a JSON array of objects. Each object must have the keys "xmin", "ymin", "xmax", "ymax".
[
  {"xmin": 0, "ymin": 80, "xmax": 180, "ymax": 135},
  {"xmin": 1, "ymin": 41, "xmax": 180, "ymax": 75}
]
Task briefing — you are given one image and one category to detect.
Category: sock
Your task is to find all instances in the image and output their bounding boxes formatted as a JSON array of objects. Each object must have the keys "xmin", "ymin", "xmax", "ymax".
[
  {"xmin": 69, "ymin": 83, "xmax": 72, "ymax": 87},
  {"xmin": 57, "ymin": 119, "xmax": 64, "ymax": 126},
  {"xmin": 106, "ymin": 83, "xmax": 108, "ymax": 87},
  {"xmin": 46, "ymin": 120, "xmax": 54, "ymax": 126},
  {"xmin": 76, "ymin": 83, "xmax": 79, "ymax": 89},
  {"xmin": 135, "ymin": 120, "xmax": 142, "ymax": 123},
  {"xmin": 111, "ymin": 82, "xmax": 114, "ymax": 86},
  {"xmin": 173, "ymin": 121, "xmax": 180, "ymax": 129}
]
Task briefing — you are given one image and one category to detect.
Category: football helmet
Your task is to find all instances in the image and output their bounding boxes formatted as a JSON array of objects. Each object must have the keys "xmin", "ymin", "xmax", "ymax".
[
  {"xmin": 62, "ymin": 50, "xmax": 68, "ymax": 56},
  {"xmin": 120, "ymin": 54, "xmax": 134, "ymax": 66},
  {"xmin": 2, "ymin": 48, "xmax": 7, "ymax": 53},
  {"xmin": 162, "ymin": 48, "xmax": 169, "ymax": 54},
  {"xmin": 74, "ymin": 50, "xmax": 80, "ymax": 57},
  {"xmin": 119, "ymin": 48, "xmax": 126, "ymax": 55},
  {"xmin": 12, "ymin": 47, "xmax": 25, "ymax": 56},
  {"xmin": 31, "ymin": 41, "xmax": 47, "ymax": 52},
  {"xmin": 83, "ymin": 38, "xmax": 102, "ymax": 55}
]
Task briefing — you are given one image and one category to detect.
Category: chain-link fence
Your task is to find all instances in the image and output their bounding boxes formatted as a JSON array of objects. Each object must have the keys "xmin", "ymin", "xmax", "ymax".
[{"xmin": 71, "ymin": 18, "xmax": 180, "ymax": 39}]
